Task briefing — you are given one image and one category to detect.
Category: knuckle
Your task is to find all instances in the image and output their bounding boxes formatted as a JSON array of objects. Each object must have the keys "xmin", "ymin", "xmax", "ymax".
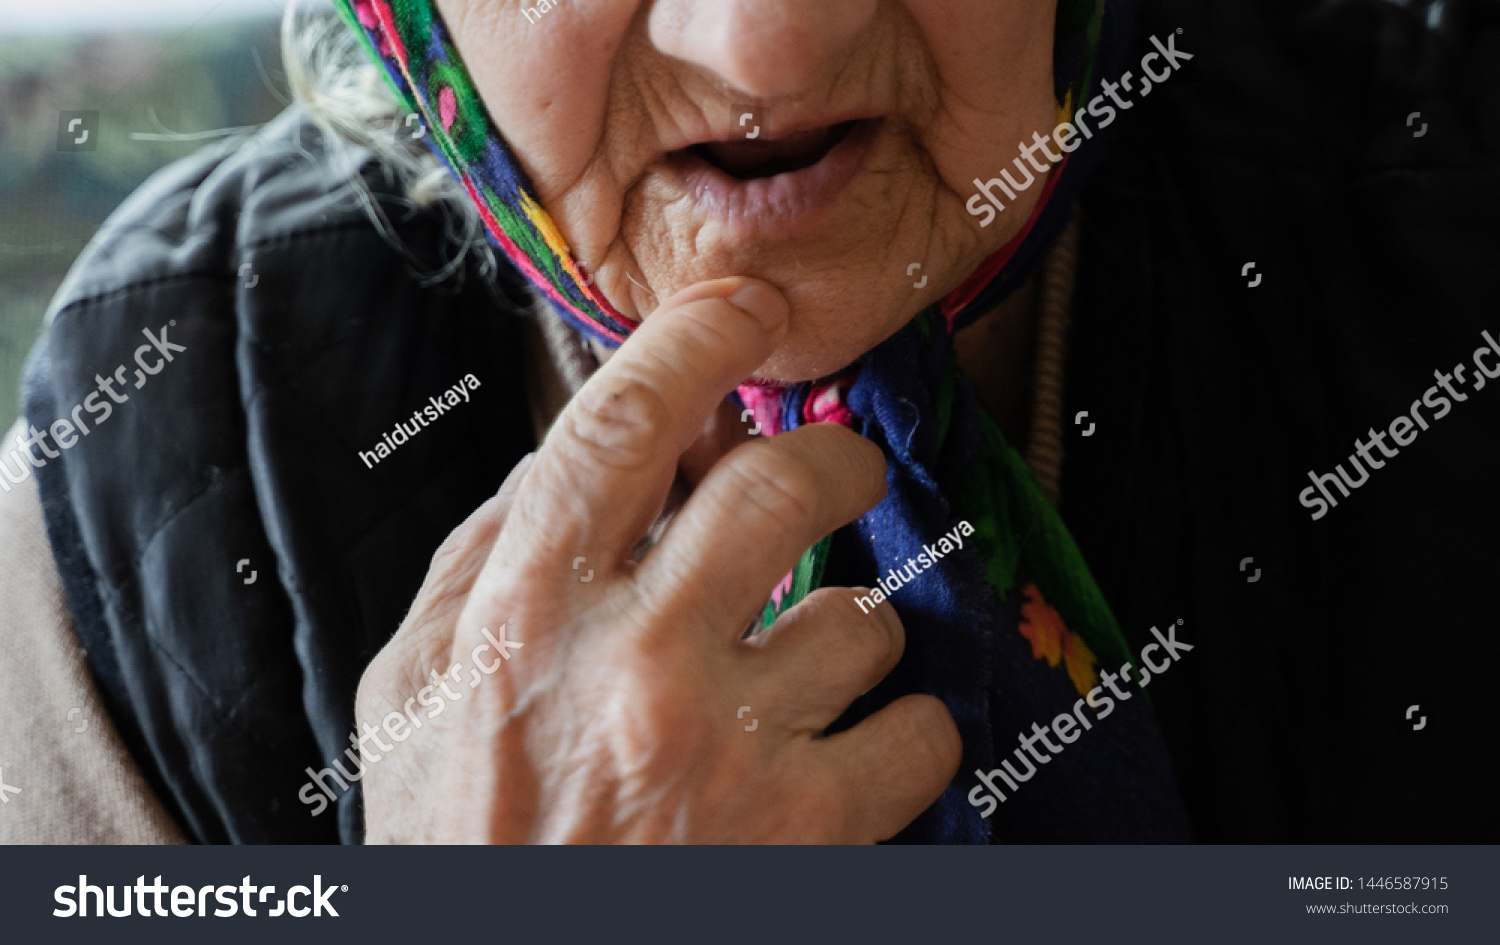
[
  {"xmin": 797, "ymin": 423, "xmax": 888, "ymax": 494},
  {"xmin": 840, "ymin": 612, "xmax": 900, "ymax": 678},
  {"xmin": 423, "ymin": 515, "xmax": 497, "ymax": 596},
  {"xmin": 809, "ymin": 588, "xmax": 902, "ymax": 673},
  {"xmin": 415, "ymin": 486, "xmax": 518, "ymax": 608},
  {"xmin": 355, "ymin": 653, "xmax": 406, "ymax": 718},
  {"xmin": 562, "ymin": 377, "xmax": 671, "ymax": 472},
  {"xmin": 723, "ymin": 447, "xmax": 823, "ymax": 530},
  {"xmin": 607, "ymin": 657, "xmax": 707, "ymax": 771},
  {"xmin": 432, "ymin": 495, "xmax": 505, "ymax": 564}
]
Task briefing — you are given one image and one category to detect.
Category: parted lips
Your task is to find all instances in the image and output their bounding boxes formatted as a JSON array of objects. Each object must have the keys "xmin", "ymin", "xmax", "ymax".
[{"xmin": 692, "ymin": 120, "xmax": 859, "ymax": 179}]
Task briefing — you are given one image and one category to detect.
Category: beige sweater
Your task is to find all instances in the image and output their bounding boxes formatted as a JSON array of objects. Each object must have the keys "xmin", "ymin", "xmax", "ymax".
[{"xmin": 0, "ymin": 438, "xmax": 185, "ymax": 843}]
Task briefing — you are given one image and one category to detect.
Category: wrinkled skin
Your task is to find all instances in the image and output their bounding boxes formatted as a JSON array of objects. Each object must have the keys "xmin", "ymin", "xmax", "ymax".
[
  {"xmin": 360, "ymin": 280, "xmax": 961, "ymax": 842},
  {"xmin": 437, "ymin": 0, "xmax": 1056, "ymax": 382},
  {"xmin": 360, "ymin": 1, "xmax": 1057, "ymax": 842}
]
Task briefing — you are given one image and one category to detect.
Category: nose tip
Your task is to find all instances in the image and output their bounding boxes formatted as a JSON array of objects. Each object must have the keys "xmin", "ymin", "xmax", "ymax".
[{"xmin": 649, "ymin": 0, "xmax": 878, "ymax": 100}]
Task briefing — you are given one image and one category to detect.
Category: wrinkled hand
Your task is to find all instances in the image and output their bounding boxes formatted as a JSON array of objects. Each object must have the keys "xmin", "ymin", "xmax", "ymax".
[{"xmin": 357, "ymin": 277, "xmax": 960, "ymax": 843}]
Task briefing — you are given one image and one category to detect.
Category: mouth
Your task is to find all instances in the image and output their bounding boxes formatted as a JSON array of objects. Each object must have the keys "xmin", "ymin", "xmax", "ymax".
[
  {"xmin": 662, "ymin": 117, "xmax": 879, "ymax": 238},
  {"xmin": 690, "ymin": 120, "xmax": 859, "ymax": 179}
]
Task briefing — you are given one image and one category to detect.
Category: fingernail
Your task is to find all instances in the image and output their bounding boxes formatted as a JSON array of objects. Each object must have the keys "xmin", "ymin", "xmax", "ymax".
[{"xmin": 728, "ymin": 282, "xmax": 788, "ymax": 331}]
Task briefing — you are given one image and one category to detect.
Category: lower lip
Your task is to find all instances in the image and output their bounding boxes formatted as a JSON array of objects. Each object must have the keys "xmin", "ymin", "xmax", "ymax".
[{"xmin": 664, "ymin": 120, "xmax": 878, "ymax": 240}]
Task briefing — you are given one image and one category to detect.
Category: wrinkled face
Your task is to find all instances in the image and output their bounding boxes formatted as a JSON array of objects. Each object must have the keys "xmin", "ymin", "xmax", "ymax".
[{"xmin": 437, "ymin": 0, "xmax": 1058, "ymax": 382}]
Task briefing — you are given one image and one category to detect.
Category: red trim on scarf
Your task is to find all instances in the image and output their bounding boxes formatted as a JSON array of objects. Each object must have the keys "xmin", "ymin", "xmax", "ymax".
[{"xmin": 938, "ymin": 158, "xmax": 1067, "ymax": 331}]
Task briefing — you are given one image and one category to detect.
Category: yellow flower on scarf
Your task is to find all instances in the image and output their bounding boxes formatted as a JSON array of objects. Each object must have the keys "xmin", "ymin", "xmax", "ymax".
[{"xmin": 1018, "ymin": 581, "xmax": 1098, "ymax": 697}]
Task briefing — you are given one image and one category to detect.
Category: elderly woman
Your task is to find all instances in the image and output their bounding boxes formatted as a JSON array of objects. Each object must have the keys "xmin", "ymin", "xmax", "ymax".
[{"xmin": 3, "ymin": 0, "xmax": 1491, "ymax": 844}]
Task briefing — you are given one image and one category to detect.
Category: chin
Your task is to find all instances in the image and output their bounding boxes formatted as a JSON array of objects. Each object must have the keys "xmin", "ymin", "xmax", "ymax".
[{"xmin": 749, "ymin": 295, "xmax": 914, "ymax": 385}]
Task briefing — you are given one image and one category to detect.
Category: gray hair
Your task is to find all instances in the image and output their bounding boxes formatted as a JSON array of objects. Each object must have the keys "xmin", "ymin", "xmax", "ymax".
[{"xmin": 280, "ymin": 0, "xmax": 497, "ymax": 286}]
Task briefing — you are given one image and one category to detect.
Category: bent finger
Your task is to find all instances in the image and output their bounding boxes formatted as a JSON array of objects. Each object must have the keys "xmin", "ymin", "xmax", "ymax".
[
  {"xmin": 823, "ymin": 694, "xmax": 962, "ymax": 843},
  {"xmin": 750, "ymin": 587, "xmax": 905, "ymax": 731},
  {"xmin": 637, "ymin": 422, "xmax": 887, "ymax": 638},
  {"xmin": 491, "ymin": 278, "xmax": 789, "ymax": 590}
]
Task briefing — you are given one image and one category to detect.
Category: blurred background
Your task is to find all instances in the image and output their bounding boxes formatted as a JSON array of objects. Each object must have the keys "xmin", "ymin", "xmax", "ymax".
[{"xmin": 0, "ymin": 0, "xmax": 324, "ymax": 432}]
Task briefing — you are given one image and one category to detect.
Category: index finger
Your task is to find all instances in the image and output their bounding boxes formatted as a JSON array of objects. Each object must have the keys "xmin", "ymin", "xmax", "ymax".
[{"xmin": 495, "ymin": 277, "xmax": 790, "ymax": 586}]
